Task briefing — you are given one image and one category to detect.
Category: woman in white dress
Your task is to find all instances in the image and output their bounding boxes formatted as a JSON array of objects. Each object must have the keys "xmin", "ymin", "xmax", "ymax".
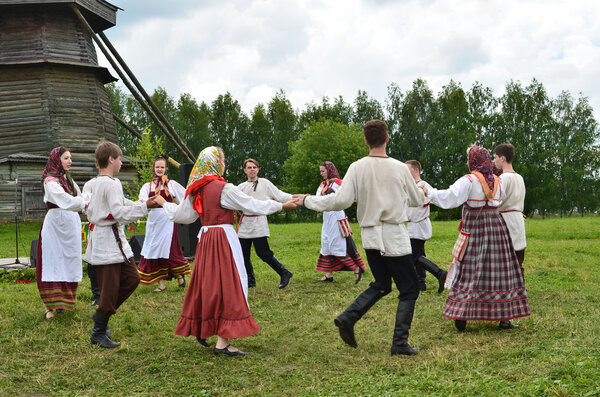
[
  {"xmin": 315, "ymin": 161, "xmax": 365, "ymax": 283},
  {"xmin": 137, "ymin": 157, "xmax": 190, "ymax": 291},
  {"xmin": 36, "ymin": 147, "xmax": 87, "ymax": 320}
]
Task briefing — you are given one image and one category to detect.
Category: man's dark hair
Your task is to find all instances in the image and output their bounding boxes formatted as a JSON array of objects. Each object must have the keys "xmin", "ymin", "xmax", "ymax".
[
  {"xmin": 243, "ymin": 158, "xmax": 259, "ymax": 168},
  {"xmin": 493, "ymin": 143, "xmax": 515, "ymax": 163},
  {"xmin": 363, "ymin": 120, "xmax": 388, "ymax": 147}
]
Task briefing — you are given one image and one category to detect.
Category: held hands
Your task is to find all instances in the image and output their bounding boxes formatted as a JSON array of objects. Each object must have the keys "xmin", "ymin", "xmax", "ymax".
[
  {"xmin": 146, "ymin": 196, "xmax": 164, "ymax": 208},
  {"xmin": 292, "ymin": 194, "xmax": 309, "ymax": 206},
  {"xmin": 282, "ymin": 200, "xmax": 298, "ymax": 210}
]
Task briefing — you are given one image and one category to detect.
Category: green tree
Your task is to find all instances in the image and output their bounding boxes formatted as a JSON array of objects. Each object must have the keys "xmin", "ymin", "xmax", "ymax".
[
  {"xmin": 126, "ymin": 129, "xmax": 165, "ymax": 201},
  {"xmin": 267, "ymin": 90, "xmax": 298, "ymax": 185},
  {"xmin": 175, "ymin": 93, "xmax": 212, "ymax": 162},
  {"xmin": 353, "ymin": 89, "xmax": 384, "ymax": 126},
  {"xmin": 284, "ymin": 120, "xmax": 367, "ymax": 194}
]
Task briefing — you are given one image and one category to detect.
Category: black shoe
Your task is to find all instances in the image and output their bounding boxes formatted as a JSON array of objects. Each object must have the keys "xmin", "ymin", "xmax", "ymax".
[
  {"xmin": 196, "ymin": 336, "xmax": 211, "ymax": 347},
  {"xmin": 391, "ymin": 344, "xmax": 420, "ymax": 356},
  {"xmin": 354, "ymin": 268, "xmax": 364, "ymax": 284},
  {"xmin": 279, "ymin": 271, "xmax": 293, "ymax": 289},
  {"xmin": 248, "ymin": 280, "xmax": 256, "ymax": 288},
  {"xmin": 91, "ymin": 311, "xmax": 119, "ymax": 348},
  {"xmin": 178, "ymin": 276, "xmax": 186, "ymax": 288},
  {"xmin": 418, "ymin": 281, "xmax": 427, "ymax": 291},
  {"xmin": 316, "ymin": 276, "xmax": 333, "ymax": 282},
  {"xmin": 213, "ymin": 344, "xmax": 247, "ymax": 356},
  {"xmin": 455, "ymin": 320, "xmax": 467, "ymax": 332},
  {"xmin": 90, "ymin": 298, "xmax": 99, "ymax": 307},
  {"xmin": 499, "ymin": 321, "xmax": 520, "ymax": 330},
  {"xmin": 56, "ymin": 308, "xmax": 65, "ymax": 314},
  {"xmin": 334, "ymin": 317, "xmax": 357, "ymax": 348}
]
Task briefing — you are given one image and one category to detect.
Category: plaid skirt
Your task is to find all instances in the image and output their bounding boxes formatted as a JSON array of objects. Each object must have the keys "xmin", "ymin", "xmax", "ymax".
[{"xmin": 443, "ymin": 204, "xmax": 530, "ymax": 321}]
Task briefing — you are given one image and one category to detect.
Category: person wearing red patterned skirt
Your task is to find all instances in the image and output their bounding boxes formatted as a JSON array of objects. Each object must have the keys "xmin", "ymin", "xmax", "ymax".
[
  {"xmin": 137, "ymin": 157, "xmax": 190, "ymax": 292},
  {"xmin": 428, "ymin": 146, "xmax": 530, "ymax": 332},
  {"xmin": 315, "ymin": 161, "xmax": 365, "ymax": 283},
  {"xmin": 155, "ymin": 146, "xmax": 297, "ymax": 356}
]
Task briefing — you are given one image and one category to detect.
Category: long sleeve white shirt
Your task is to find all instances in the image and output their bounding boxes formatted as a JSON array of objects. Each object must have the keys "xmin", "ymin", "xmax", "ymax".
[
  {"xmin": 428, "ymin": 174, "xmax": 504, "ymax": 210},
  {"xmin": 304, "ymin": 156, "xmax": 425, "ymax": 257},
  {"xmin": 406, "ymin": 180, "xmax": 433, "ymax": 241},
  {"xmin": 162, "ymin": 183, "xmax": 283, "ymax": 226},
  {"xmin": 498, "ymin": 172, "xmax": 527, "ymax": 251},
  {"xmin": 236, "ymin": 178, "xmax": 292, "ymax": 238},
  {"xmin": 83, "ymin": 175, "xmax": 148, "ymax": 265}
]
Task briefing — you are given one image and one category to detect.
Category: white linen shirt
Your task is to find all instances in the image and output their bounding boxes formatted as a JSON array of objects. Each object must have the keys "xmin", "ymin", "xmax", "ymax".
[
  {"xmin": 236, "ymin": 178, "xmax": 292, "ymax": 238},
  {"xmin": 498, "ymin": 172, "xmax": 527, "ymax": 251},
  {"xmin": 406, "ymin": 180, "xmax": 433, "ymax": 241},
  {"xmin": 428, "ymin": 174, "xmax": 504, "ymax": 210},
  {"xmin": 304, "ymin": 156, "xmax": 425, "ymax": 257},
  {"xmin": 83, "ymin": 175, "xmax": 148, "ymax": 265}
]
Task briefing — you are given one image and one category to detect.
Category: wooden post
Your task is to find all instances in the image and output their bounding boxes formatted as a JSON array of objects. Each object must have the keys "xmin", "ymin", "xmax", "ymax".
[{"xmin": 71, "ymin": 4, "xmax": 195, "ymax": 164}]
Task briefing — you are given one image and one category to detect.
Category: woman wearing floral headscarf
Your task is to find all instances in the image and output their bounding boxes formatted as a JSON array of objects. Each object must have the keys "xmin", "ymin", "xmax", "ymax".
[
  {"xmin": 315, "ymin": 161, "xmax": 366, "ymax": 283},
  {"xmin": 137, "ymin": 156, "xmax": 190, "ymax": 292},
  {"xmin": 428, "ymin": 146, "xmax": 530, "ymax": 332},
  {"xmin": 153, "ymin": 147, "xmax": 297, "ymax": 356},
  {"xmin": 37, "ymin": 147, "xmax": 87, "ymax": 320}
]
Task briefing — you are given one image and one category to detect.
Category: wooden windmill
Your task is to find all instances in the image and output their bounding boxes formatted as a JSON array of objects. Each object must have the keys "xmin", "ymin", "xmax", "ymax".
[{"xmin": 0, "ymin": 0, "xmax": 195, "ymax": 220}]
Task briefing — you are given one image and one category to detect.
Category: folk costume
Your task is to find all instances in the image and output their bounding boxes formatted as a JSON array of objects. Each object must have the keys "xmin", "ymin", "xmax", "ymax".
[
  {"xmin": 428, "ymin": 146, "xmax": 530, "ymax": 332},
  {"xmin": 84, "ymin": 174, "xmax": 148, "ymax": 348},
  {"xmin": 162, "ymin": 147, "xmax": 283, "ymax": 344},
  {"xmin": 315, "ymin": 161, "xmax": 365, "ymax": 281},
  {"xmin": 406, "ymin": 179, "xmax": 447, "ymax": 293},
  {"xmin": 237, "ymin": 176, "xmax": 293, "ymax": 288},
  {"xmin": 37, "ymin": 147, "xmax": 86, "ymax": 314},
  {"xmin": 304, "ymin": 156, "xmax": 426, "ymax": 355},
  {"xmin": 498, "ymin": 172, "xmax": 527, "ymax": 266},
  {"xmin": 82, "ymin": 177, "xmax": 100, "ymax": 306},
  {"xmin": 137, "ymin": 174, "xmax": 190, "ymax": 286}
]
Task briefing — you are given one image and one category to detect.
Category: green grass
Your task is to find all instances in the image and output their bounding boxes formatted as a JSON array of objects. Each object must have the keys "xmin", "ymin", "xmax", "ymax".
[{"xmin": 1, "ymin": 216, "xmax": 599, "ymax": 396}]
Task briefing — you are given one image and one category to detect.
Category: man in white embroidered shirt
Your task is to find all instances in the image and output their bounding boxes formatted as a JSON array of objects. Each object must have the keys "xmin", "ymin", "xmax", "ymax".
[{"xmin": 296, "ymin": 120, "xmax": 426, "ymax": 356}]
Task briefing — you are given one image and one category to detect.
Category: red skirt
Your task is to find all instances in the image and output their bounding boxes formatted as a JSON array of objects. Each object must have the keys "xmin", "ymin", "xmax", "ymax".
[
  {"xmin": 36, "ymin": 224, "xmax": 77, "ymax": 310},
  {"xmin": 138, "ymin": 225, "xmax": 190, "ymax": 285},
  {"xmin": 443, "ymin": 205, "xmax": 530, "ymax": 321},
  {"xmin": 174, "ymin": 227, "xmax": 260, "ymax": 339}
]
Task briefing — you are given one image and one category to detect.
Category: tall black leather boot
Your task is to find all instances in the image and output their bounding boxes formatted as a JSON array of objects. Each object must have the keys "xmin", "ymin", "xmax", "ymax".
[
  {"xmin": 415, "ymin": 262, "xmax": 427, "ymax": 291},
  {"xmin": 334, "ymin": 286, "xmax": 386, "ymax": 348},
  {"xmin": 91, "ymin": 311, "xmax": 119, "ymax": 348},
  {"xmin": 265, "ymin": 256, "xmax": 293, "ymax": 289},
  {"xmin": 418, "ymin": 256, "xmax": 447, "ymax": 294},
  {"xmin": 88, "ymin": 263, "xmax": 100, "ymax": 306},
  {"xmin": 390, "ymin": 299, "xmax": 420, "ymax": 356}
]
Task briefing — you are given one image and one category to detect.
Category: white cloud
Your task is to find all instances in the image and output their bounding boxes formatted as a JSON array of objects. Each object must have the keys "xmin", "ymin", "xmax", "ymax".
[{"xmin": 100, "ymin": 0, "xmax": 600, "ymax": 119}]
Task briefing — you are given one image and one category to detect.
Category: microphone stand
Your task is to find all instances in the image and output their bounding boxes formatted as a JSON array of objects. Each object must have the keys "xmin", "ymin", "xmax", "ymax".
[{"xmin": 13, "ymin": 174, "xmax": 21, "ymax": 265}]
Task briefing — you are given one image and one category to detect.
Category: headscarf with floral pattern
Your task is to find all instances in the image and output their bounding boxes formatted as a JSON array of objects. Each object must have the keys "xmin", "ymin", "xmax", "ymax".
[
  {"xmin": 319, "ymin": 161, "xmax": 342, "ymax": 196},
  {"xmin": 41, "ymin": 147, "xmax": 76, "ymax": 196},
  {"xmin": 184, "ymin": 146, "xmax": 226, "ymax": 215},
  {"xmin": 467, "ymin": 145, "xmax": 497, "ymax": 199}
]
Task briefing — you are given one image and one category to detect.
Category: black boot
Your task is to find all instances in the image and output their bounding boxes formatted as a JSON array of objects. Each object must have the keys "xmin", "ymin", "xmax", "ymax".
[
  {"xmin": 266, "ymin": 256, "xmax": 293, "ymax": 289},
  {"xmin": 415, "ymin": 263, "xmax": 427, "ymax": 291},
  {"xmin": 390, "ymin": 299, "xmax": 420, "ymax": 356},
  {"xmin": 418, "ymin": 256, "xmax": 447, "ymax": 294},
  {"xmin": 88, "ymin": 264, "xmax": 101, "ymax": 306},
  {"xmin": 91, "ymin": 311, "xmax": 119, "ymax": 348},
  {"xmin": 334, "ymin": 286, "xmax": 386, "ymax": 348}
]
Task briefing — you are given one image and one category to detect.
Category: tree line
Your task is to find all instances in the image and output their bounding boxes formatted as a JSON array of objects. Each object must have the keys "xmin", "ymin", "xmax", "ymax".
[{"xmin": 106, "ymin": 78, "xmax": 600, "ymax": 218}]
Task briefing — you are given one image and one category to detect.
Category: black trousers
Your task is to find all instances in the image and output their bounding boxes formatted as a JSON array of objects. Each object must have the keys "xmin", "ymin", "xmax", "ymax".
[
  {"xmin": 239, "ymin": 237, "xmax": 275, "ymax": 266},
  {"xmin": 409, "ymin": 239, "xmax": 426, "ymax": 263},
  {"xmin": 365, "ymin": 249, "xmax": 419, "ymax": 301}
]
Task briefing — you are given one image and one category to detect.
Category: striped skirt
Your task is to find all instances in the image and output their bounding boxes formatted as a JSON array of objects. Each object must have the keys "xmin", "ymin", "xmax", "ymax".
[
  {"xmin": 36, "ymin": 233, "xmax": 77, "ymax": 311},
  {"xmin": 138, "ymin": 225, "xmax": 190, "ymax": 285},
  {"xmin": 443, "ymin": 204, "xmax": 530, "ymax": 321},
  {"xmin": 316, "ymin": 236, "xmax": 365, "ymax": 273}
]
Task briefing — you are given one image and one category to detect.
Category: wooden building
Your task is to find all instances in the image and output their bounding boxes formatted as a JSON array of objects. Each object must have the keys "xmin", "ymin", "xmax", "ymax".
[{"xmin": 0, "ymin": 0, "xmax": 136, "ymax": 220}]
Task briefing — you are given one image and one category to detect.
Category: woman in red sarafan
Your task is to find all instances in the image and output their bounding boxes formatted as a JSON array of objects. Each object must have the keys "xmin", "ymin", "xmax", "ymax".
[{"xmin": 154, "ymin": 146, "xmax": 296, "ymax": 356}]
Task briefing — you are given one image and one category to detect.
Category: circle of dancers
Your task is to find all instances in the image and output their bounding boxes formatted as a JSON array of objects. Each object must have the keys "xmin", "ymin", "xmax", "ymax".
[{"xmin": 35, "ymin": 120, "xmax": 529, "ymax": 356}]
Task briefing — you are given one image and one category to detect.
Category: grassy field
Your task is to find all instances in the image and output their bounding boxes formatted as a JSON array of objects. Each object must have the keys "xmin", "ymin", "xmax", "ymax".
[{"xmin": 0, "ymin": 216, "xmax": 599, "ymax": 396}]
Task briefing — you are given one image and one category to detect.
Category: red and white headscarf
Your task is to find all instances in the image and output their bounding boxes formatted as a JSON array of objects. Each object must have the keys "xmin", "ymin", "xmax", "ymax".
[
  {"xmin": 184, "ymin": 146, "xmax": 226, "ymax": 215},
  {"xmin": 41, "ymin": 147, "xmax": 76, "ymax": 196}
]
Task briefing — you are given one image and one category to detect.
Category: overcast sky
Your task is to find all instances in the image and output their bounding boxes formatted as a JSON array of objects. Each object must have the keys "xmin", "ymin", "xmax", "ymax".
[{"xmin": 100, "ymin": 0, "xmax": 600, "ymax": 118}]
